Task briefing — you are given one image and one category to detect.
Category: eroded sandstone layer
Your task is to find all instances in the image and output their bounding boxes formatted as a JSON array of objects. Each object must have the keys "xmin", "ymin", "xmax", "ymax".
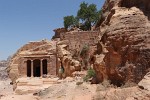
[{"xmin": 95, "ymin": 0, "xmax": 150, "ymax": 86}]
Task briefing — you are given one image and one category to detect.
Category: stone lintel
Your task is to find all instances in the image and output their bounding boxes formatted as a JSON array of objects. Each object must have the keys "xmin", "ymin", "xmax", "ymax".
[{"xmin": 23, "ymin": 55, "xmax": 50, "ymax": 59}]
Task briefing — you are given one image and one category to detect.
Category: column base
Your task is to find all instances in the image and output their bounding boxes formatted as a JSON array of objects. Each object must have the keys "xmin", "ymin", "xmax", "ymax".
[{"xmin": 40, "ymin": 77, "xmax": 42, "ymax": 79}]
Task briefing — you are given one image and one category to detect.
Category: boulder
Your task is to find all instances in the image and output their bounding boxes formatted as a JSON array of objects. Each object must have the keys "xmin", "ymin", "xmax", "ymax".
[{"xmin": 138, "ymin": 72, "xmax": 150, "ymax": 91}]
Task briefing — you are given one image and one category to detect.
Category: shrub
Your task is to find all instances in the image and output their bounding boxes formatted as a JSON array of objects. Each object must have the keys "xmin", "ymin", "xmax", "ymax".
[
  {"xmin": 83, "ymin": 68, "xmax": 96, "ymax": 82},
  {"xmin": 80, "ymin": 44, "xmax": 89, "ymax": 58},
  {"xmin": 87, "ymin": 68, "xmax": 96, "ymax": 77}
]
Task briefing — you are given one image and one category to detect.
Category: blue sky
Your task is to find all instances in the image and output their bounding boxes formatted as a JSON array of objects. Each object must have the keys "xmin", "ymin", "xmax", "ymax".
[{"xmin": 0, "ymin": 0, "xmax": 105, "ymax": 60}]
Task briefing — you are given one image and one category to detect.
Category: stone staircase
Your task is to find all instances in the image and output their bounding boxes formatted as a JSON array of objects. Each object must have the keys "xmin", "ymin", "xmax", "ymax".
[{"xmin": 15, "ymin": 77, "xmax": 59, "ymax": 94}]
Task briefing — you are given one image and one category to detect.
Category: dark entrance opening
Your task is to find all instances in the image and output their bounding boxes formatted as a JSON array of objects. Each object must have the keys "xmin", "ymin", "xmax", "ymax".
[
  {"xmin": 43, "ymin": 59, "xmax": 47, "ymax": 74},
  {"xmin": 27, "ymin": 60, "xmax": 31, "ymax": 77},
  {"xmin": 33, "ymin": 59, "xmax": 41, "ymax": 77}
]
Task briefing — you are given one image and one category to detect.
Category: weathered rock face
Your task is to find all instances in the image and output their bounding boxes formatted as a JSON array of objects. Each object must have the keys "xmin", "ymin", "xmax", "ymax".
[
  {"xmin": 93, "ymin": 54, "xmax": 107, "ymax": 83},
  {"xmin": 53, "ymin": 29, "xmax": 99, "ymax": 77},
  {"xmin": 57, "ymin": 40, "xmax": 81, "ymax": 78},
  {"xmin": 95, "ymin": 0, "xmax": 150, "ymax": 86},
  {"xmin": 52, "ymin": 28, "xmax": 67, "ymax": 40}
]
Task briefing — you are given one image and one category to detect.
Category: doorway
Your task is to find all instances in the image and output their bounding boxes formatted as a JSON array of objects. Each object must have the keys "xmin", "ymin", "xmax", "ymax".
[{"xmin": 33, "ymin": 59, "xmax": 41, "ymax": 77}]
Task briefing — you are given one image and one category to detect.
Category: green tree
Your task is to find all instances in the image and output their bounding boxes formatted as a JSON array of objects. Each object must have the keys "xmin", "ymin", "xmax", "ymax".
[
  {"xmin": 63, "ymin": 15, "xmax": 79, "ymax": 29},
  {"xmin": 77, "ymin": 2, "xmax": 99, "ymax": 30}
]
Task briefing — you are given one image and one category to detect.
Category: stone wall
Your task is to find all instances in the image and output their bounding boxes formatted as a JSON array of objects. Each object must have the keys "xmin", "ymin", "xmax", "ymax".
[
  {"xmin": 59, "ymin": 31, "xmax": 99, "ymax": 57},
  {"xmin": 60, "ymin": 31, "xmax": 99, "ymax": 48}
]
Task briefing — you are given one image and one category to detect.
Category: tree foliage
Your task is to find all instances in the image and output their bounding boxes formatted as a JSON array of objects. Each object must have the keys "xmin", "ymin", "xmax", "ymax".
[
  {"xmin": 77, "ymin": 2, "xmax": 100, "ymax": 30},
  {"xmin": 63, "ymin": 15, "xmax": 78, "ymax": 29},
  {"xmin": 63, "ymin": 2, "xmax": 101, "ymax": 31}
]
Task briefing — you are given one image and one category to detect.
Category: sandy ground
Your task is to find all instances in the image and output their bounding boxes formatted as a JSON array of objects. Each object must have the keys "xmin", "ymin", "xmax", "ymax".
[
  {"xmin": 0, "ymin": 94, "xmax": 39, "ymax": 100},
  {"xmin": 38, "ymin": 79, "xmax": 97, "ymax": 100},
  {"xmin": 0, "ymin": 79, "xmax": 40, "ymax": 100},
  {"xmin": 0, "ymin": 70, "xmax": 39, "ymax": 100},
  {"xmin": 0, "ymin": 79, "xmax": 13, "ymax": 100},
  {"xmin": 0, "ymin": 77, "xmax": 98, "ymax": 100},
  {"xmin": 0, "ymin": 80, "xmax": 12, "ymax": 94}
]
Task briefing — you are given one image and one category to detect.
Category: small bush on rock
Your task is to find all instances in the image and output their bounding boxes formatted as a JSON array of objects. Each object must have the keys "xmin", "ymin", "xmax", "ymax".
[{"xmin": 83, "ymin": 68, "xmax": 96, "ymax": 82}]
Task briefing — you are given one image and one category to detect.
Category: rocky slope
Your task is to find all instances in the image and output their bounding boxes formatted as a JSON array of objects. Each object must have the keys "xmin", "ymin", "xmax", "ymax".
[
  {"xmin": 94, "ymin": 0, "xmax": 150, "ymax": 86},
  {"xmin": 0, "ymin": 60, "xmax": 8, "ymax": 68},
  {"xmin": 0, "ymin": 60, "xmax": 9, "ymax": 80},
  {"xmin": 94, "ymin": 72, "xmax": 150, "ymax": 100},
  {"xmin": 35, "ymin": 78, "xmax": 97, "ymax": 100}
]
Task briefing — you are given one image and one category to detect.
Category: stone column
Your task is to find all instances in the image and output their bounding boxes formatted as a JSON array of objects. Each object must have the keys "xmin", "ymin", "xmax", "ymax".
[
  {"xmin": 31, "ymin": 60, "xmax": 34, "ymax": 77},
  {"xmin": 40, "ymin": 59, "xmax": 43, "ymax": 78}
]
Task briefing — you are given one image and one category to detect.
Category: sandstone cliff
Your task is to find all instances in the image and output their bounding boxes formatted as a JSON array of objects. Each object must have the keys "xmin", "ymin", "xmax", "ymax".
[{"xmin": 95, "ymin": 0, "xmax": 150, "ymax": 86}]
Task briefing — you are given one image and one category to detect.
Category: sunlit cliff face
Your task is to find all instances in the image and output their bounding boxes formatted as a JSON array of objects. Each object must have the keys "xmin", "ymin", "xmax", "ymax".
[{"xmin": 94, "ymin": 0, "xmax": 150, "ymax": 86}]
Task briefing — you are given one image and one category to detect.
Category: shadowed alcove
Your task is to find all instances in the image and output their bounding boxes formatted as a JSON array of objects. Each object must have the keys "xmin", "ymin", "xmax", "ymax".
[
  {"xmin": 27, "ymin": 60, "xmax": 31, "ymax": 77},
  {"xmin": 33, "ymin": 59, "xmax": 41, "ymax": 77}
]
